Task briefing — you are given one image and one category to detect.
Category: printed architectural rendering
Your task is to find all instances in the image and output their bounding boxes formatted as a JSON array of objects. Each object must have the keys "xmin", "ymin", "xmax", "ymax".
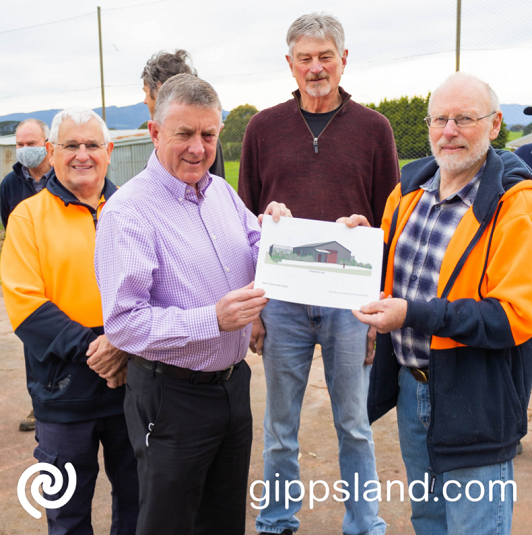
[{"xmin": 268, "ymin": 241, "xmax": 372, "ymax": 270}]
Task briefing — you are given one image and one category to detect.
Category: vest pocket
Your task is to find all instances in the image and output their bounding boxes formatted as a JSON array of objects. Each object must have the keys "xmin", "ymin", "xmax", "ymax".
[{"xmin": 430, "ymin": 347, "xmax": 520, "ymax": 447}]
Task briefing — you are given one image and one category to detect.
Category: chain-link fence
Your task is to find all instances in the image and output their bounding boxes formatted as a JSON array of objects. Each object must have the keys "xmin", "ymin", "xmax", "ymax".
[{"xmin": 1, "ymin": 0, "xmax": 531, "ymax": 188}]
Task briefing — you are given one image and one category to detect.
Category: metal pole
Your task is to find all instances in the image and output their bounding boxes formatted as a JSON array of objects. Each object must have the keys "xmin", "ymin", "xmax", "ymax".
[
  {"xmin": 456, "ymin": 0, "xmax": 462, "ymax": 72},
  {"xmin": 97, "ymin": 6, "xmax": 106, "ymax": 123}
]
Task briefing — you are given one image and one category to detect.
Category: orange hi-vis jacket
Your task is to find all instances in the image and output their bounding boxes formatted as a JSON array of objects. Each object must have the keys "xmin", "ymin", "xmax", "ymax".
[
  {"xmin": 0, "ymin": 175, "xmax": 124, "ymax": 423},
  {"xmin": 368, "ymin": 148, "xmax": 532, "ymax": 475}
]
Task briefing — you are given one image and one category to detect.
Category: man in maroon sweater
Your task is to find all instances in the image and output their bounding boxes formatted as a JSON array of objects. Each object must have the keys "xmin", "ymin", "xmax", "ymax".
[{"xmin": 239, "ymin": 13, "xmax": 399, "ymax": 535}]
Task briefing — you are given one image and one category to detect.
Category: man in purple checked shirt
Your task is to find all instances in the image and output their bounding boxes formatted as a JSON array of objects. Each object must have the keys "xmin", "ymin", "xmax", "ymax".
[{"xmin": 94, "ymin": 74, "xmax": 290, "ymax": 535}]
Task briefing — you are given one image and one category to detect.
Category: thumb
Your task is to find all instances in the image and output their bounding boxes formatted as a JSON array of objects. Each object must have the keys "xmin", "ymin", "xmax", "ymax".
[{"xmin": 360, "ymin": 301, "xmax": 382, "ymax": 314}]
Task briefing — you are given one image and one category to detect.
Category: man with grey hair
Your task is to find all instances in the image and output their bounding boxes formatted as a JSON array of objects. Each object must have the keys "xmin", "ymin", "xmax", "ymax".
[
  {"xmin": 95, "ymin": 74, "xmax": 290, "ymax": 535},
  {"xmin": 343, "ymin": 72, "xmax": 532, "ymax": 534},
  {"xmin": 1, "ymin": 119, "xmax": 53, "ymax": 229},
  {"xmin": 1, "ymin": 107, "xmax": 139, "ymax": 534},
  {"xmin": 141, "ymin": 49, "xmax": 225, "ymax": 178},
  {"xmin": 239, "ymin": 12, "xmax": 398, "ymax": 535},
  {"xmin": 1, "ymin": 118, "xmax": 55, "ymax": 432}
]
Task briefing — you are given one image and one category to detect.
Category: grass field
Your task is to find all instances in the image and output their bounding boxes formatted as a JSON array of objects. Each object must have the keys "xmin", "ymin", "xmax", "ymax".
[
  {"xmin": 224, "ymin": 159, "xmax": 415, "ymax": 191},
  {"xmin": 224, "ymin": 161, "xmax": 239, "ymax": 190},
  {"xmin": 508, "ymin": 131, "xmax": 524, "ymax": 142}
]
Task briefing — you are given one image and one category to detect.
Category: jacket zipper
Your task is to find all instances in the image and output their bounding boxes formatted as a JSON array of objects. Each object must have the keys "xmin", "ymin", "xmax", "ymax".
[
  {"xmin": 297, "ymin": 101, "xmax": 344, "ymax": 154},
  {"xmin": 64, "ymin": 199, "xmax": 103, "ymax": 229}
]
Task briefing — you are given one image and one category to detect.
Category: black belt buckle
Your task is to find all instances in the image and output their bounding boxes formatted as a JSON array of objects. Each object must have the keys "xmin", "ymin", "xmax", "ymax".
[
  {"xmin": 224, "ymin": 365, "xmax": 234, "ymax": 382},
  {"xmin": 211, "ymin": 365, "xmax": 234, "ymax": 384}
]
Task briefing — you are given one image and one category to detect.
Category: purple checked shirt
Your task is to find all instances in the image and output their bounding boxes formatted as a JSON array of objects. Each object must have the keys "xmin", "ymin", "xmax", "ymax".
[{"xmin": 94, "ymin": 150, "xmax": 261, "ymax": 371}]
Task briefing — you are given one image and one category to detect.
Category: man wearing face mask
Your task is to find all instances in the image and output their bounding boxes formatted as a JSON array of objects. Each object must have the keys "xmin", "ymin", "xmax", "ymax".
[
  {"xmin": 1, "ymin": 118, "xmax": 53, "ymax": 433},
  {"xmin": 1, "ymin": 119, "xmax": 53, "ymax": 229}
]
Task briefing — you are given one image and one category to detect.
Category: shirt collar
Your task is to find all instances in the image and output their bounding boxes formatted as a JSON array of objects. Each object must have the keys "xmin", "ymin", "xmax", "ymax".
[
  {"xmin": 420, "ymin": 162, "xmax": 486, "ymax": 207},
  {"xmin": 21, "ymin": 165, "xmax": 53, "ymax": 183},
  {"xmin": 147, "ymin": 150, "xmax": 213, "ymax": 202}
]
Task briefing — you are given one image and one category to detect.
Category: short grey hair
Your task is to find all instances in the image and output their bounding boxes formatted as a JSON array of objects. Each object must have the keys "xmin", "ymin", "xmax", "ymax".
[
  {"xmin": 16, "ymin": 119, "xmax": 50, "ymax": 141},
  {"xmin": 49, "ymin": 107, "xmax": 111, "ymax": 144},
  {"xmin": 286, "ymin": 13, "xmax": 345, "ymax": 57},
  {"xmin": 141, "ymin": 49, "xmax": 197, "ymax": 98},
  {"xmin": 153, "ymin": 74, "xmax": 222, "ymax": 125},
  {"xmin": 428, "ymin": 72, "xmax": 500, "ymax": 115}
]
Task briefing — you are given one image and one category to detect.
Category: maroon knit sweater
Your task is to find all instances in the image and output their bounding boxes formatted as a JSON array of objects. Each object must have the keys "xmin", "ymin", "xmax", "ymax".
[{"xmin": 238, "ymin": 87, "xmax": 400, "ymax": 227}]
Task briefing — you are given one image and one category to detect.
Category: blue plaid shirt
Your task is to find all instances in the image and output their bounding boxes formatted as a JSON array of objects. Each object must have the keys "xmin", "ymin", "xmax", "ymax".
[
  {"xmin": 391, "ymin": 164, "xmax": 484, "ymax": 368},
  {"xmin": 22, "ymin": 166, "xmax": 53, "ymax": 193}
]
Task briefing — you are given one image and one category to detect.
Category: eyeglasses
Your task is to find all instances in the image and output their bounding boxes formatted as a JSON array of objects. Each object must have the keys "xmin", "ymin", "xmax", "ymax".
[
  {"xmin": 54, "ymin": 142, "xmax": 107, "ymax": 152},
  {"xmin": 424, "ymin": 111, "xmax": 496, "ymax": 128}
]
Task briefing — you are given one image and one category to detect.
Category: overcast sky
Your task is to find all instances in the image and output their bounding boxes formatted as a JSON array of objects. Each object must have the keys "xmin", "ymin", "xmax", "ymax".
[{"xmin": 0, "ymin": 0, "xmax": 531, "ymax": 117}]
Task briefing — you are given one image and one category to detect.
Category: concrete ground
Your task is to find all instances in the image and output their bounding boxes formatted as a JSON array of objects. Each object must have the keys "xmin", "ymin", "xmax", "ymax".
[{"xmin": 1, "ymin": 286, "xmax": 531, "ymax": 534}]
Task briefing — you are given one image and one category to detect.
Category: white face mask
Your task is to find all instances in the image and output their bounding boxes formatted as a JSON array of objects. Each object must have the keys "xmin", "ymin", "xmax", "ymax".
[{"xmin": 16, "ymin": 146, "xmax": 48, "ymax": 169}]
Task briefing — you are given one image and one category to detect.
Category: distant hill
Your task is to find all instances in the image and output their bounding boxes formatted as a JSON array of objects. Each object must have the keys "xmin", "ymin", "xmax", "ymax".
[
  {"xmin": 0, "ymin": 103, "xmax": 230, "ymax": 130},
  {"xmin": 500, "ymin": 104, "xmax": 531, "ymax": 128}
]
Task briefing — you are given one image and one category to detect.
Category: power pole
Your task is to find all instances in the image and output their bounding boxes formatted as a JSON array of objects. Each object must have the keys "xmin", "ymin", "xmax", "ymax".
[
  {"xmin": 97, "ymin": 6, "xmax": 106, "ymax": 123},
  {"xmin": 456, "ymin": 0, "xmax": 462, "ymax": 72}
]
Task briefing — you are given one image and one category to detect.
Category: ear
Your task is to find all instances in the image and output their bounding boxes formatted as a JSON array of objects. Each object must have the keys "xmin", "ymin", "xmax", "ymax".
[
  {"xmin": 105, "ymin": 141, "xmax": 114, "ymax": 164},
  {"xmin": 218, "ymin": 123, "xmax": 224, "ymax": 135},
  {"xmin": 46, "ymin": 141, "xmax": 55, "ymax": 166},
  {"xmin": 342, "ymin": 49, "xmax": 348, "ymax": 70},
  {"xmin": 156, "ymin": 81, "xmax": 163, "ymax": 92},
  {"xmin": 286, "ymin": 55, "xmax": 295, "ymax": 77},
  {"xmin": 489, "ymin": 111, "xmax": 503, "ymax": 141},
  {"xmin": 149, "ymin": 120, "xmax": 161, "ymax": 148}
]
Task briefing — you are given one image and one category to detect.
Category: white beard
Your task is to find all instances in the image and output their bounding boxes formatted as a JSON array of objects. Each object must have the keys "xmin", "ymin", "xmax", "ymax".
[
  {"xmin": 305, "ymin": 79, "xmax": 331, "ymax": 98},
  {"xmin": 430, "ymin": 134, "xmax": 491, "ymax": 174}
]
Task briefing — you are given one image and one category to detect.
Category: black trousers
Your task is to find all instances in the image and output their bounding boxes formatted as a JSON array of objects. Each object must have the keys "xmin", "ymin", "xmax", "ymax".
[
  {"xmin": 34, "ymin": 415, "xmax": 139, "ymax": 535},
  {"xmin": 124, "ymin": 358, "xmax": 253, "ymax": 535}
]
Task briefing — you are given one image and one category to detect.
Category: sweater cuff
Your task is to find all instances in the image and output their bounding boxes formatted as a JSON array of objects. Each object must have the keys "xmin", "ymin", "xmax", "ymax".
[{"xmin": 403, "ymin": 298, "xmax": 446, "ymax": 335}]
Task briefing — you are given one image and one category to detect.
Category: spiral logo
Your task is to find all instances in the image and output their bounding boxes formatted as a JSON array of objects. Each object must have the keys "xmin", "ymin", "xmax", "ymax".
[{"xmin": 17, "ymin": 462, "xmax": 77, "ymax": 519}]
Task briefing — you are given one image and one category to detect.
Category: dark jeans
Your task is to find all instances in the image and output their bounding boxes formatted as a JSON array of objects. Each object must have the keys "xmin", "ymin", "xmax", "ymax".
[
  {"xmin": 34, "ymin": 414, "xmax": 139, "ymax": 535},
  {"xmin": 124, "ymin": 358, "xmax": 253, "ymax": 535}
]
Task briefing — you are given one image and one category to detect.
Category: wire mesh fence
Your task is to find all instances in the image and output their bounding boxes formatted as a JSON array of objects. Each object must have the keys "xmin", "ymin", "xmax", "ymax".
[{"xmin": 1, "ymin": 0, "xmax": 531, "ymax": 183}]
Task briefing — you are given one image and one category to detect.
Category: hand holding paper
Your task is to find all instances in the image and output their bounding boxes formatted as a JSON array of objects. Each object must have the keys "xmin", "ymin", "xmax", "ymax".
[
  {"xmin": 336, "ymin": 214, "xmax": 371, "ymax": 228},
  {"xmin": 259, "ymin": 201, "xmax": 292, "ymax": 226},
  {"xmin": 353, "ymin": 294, "xmax": 408, "ymax": 334},
  {"xmin": 216, "ymin": 282, "xmax": 268, "ymax": 332}
]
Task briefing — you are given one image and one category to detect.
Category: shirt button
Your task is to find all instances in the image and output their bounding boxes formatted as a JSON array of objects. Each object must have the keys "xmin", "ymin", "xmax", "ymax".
[
  {"xmin": 225, "ymin": 267, "xmax": 230, "ymax": 272},
  {"xmin": 411, "ymin": 274, "xmax": 418, "ymax": 281},
  {"xmin": 242, "ymin": 332, "xmax": 246, "ymax": 337},
  {"xmin": 421, "ymin": 240, "xmax": 427, "ymax": 246},
  {"xmin": 212, "ymin": 235, "xmax": 216, "ymax": 240},
  {"xmin": 179, "ymin": 198, "xmax": 183, "ymax": 202},
  {"xmin": 434, "ymin": 205, "xmax": 441, "ymax": 211}
]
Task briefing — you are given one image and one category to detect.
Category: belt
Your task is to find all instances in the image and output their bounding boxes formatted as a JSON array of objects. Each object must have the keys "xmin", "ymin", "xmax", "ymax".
[
  {"xmin": 131, "ymin": 355, "xmax": 238, "ymax": 384},
  {"xmin": 408, "ymin": 367, "xmax": 429, "ymax": 383}
]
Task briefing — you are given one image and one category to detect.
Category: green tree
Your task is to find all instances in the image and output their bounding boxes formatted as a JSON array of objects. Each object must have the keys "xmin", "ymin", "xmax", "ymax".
[
  {"xmin": 364, "ymin": 95, "xmax": 431, "ymax": 159},
  {"xmin": 491, "ymin": 120, "xmax": 509, "ymax": 150},
  {"xmin": 139, "ymin": 121, "xmax": 148, "ymax": 129},
  {"xmin": 220, "ymin": 104, "xmax": 259, "ymax": 161},
  {"xmin": 523, "ymin": 123, "xmax": 532, "ymax": 136}
]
